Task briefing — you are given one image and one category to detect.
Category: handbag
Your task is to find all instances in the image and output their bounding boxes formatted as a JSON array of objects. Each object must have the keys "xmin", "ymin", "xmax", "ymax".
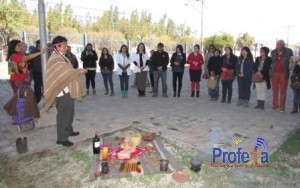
[
  {"xmin": 251, "ymin": 73, "xmax": 264, "ymax": 83},
  {"xmin": 202, "ymin": 73, "xmax": 209, "ymax": 79},
  {"xmin": 221, "ymin": 69, "xmax": 235, "ymax": 80},
  {"xmin": 207, "ymin": 76, "xmax": 217, "ymax": 89},
  {"xmin": 291, "ymin": 74, "xmax": 300, "ymax": 89}
]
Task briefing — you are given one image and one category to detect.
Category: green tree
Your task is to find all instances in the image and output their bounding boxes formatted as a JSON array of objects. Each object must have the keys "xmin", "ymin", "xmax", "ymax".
[
  {"xmin": 0, "ymin": 0, "xmax": 27, "ymax": 45},
  {"xmin": 47, "ymin": 3, "xmax": 63, "ymax": 34},
  {"xmin": 128, "ymin": 10, "xmax": 139, "ymax": 40},
  {"xmin": 153, "ymin": 14, "xmax": 167, "ymax": 37},
  {"xmin": 166, "ymin": 18, "xmax": 176, "ymax": 39},
  {"xmin": 203, "ymin": 33, "xmax": 235, "ymax": 52},
  {"xmin": 139, "ymin": 10, "xmax": 152, "ymax": 40},
  {"xmin": 236, "ymin": 33, "xmax": 255, "ymax": 49}
]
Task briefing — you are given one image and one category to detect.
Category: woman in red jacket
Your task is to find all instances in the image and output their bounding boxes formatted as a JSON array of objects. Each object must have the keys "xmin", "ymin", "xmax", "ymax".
[
  {"xmin": 187, "ymin": 44, "xmax": 204, "ymax": 97},
  {"xmin": 7, "ymin": 40, "xmax": 45, "ymax": 94}
]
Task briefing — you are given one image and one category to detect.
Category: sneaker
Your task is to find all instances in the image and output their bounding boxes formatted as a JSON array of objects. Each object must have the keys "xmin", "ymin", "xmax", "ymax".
[
  {"xmin": 104, "ymin": 91, "xmax": 109, "ymax": 95},
  {"xmin": 244, "ymin": 100, "xmax": 249, "ymax": 107},
  {"xmin": 93, "ymin": 90, "xmax": 96, "ymax": 95},
  {"xmin": 110, "ymin": 92, "xmax": 114, "ymax": 96},
  {"xmin": 227, "ymin": 100, "xmax": 231, "ymax": 104},
  {"xmin": 152, "ymin": 94, "xmax": 158, "ymax": 97},
  {"xmin": 163, "ymin": 94, "xmax": 168, "ymax": 98}
]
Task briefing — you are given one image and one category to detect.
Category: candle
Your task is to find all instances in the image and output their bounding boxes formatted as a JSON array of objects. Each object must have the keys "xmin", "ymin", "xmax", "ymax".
[{"xmin": 102, "ymin": 147, "xmax": 108, "ymax": 160}]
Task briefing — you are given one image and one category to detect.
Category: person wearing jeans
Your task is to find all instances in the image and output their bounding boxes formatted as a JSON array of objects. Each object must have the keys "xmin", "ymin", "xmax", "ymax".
[
  {"xmin": 221, "ymin": 47, "xmax": 237, "ymax": 103},
  {"xmin": 207, "ymin": 49, "xmax": 222, "ymax": 101},
  {"xmin": 152, "ymin": 43, "xmax": 169, "ymax": 98},
  {"xmin": 117, "ymin": 45, "xmax": 131, "ymax": 98},
  {"xmin": 235, "ymin": 47, "xmax": 253, "ymax": 107},
  {"xmin": 170, "ymin": 45, "xmax": 186, "ymax": 97},
  {"xmin": 99, "ymin": 48, "xmax": 114, "ymax": 96},
  {"xmin": 270, "ymin": 40, "xmax": 293, "ymax": 112},
  {"xmin": 81, "ymin": 43, "xmax": 98, "ymax": 95},
  {"xmin": 187, "ymin": 44, "xmax": 204, "ymax": 97},
  {"xmin": 253, "ymin": 47, "xmax": 272, "ymax": 110}
]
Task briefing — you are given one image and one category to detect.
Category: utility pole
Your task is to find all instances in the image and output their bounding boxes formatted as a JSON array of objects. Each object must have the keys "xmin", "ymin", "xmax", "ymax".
[
  {"xmin": 200, "ymin": 0, "xmax": 204, "ymax": 54},
  {"xmin": 38, "ymin": 0, "xmax": 48, "ymax": 94}
]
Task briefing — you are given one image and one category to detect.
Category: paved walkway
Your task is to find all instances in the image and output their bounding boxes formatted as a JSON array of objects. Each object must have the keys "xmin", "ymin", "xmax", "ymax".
[{"xmin": 0, "ymin": 61, "xmax": 299, "ymax": 157}]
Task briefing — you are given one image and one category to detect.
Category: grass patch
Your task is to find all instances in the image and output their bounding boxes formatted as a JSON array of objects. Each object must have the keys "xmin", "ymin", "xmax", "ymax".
[
  {"xmin": 277, "ymin": 128, "xmax": 300, "ymax": 155},
  {"xmin": 233, "ymin": 133, "xmax": 249, "ymax": 139},
  {"xmin": 152, "ymin": 122, "xmax": 160, "ymax": 126},
  {"xmin": 167, "ymin": 127, "xmax": 179, "ymax": 131},
  {"xmin": 71, "ymin": 150, "xmax": 88, "ymax": 162},
  {"xmin": 132, "ymin": 121, "xmax": 142, "ymax": 125},
  {"xmin": 271, "ymin": 128, "xmax": 300, "ymax": 164}
]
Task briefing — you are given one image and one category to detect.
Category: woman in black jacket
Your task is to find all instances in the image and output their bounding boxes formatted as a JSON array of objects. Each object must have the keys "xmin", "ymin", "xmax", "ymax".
[
  {"xmin": 99, "ymin": 48, "xmax": 115, "ymax": 96},
  {"xmin": 235, "ymin": 46, "xmax": 254, "ymax": 107},
  {"xmin": 81, "ymin": 43, "xmax": 98, "ymax": 95},
  {"xmin": 207, "ymin": 49, "xmax": 222, "ymax": 101},
  {"xmin": 253, "ymin": 47, "xmax": 272, "ymax": 110},
  {"xmin": 170, "ymin": 45, "xmax": 186, "ymax": 97},
  {"xmin": 221, "ymin": 47, "xmax": 237, "ymax": 103}
]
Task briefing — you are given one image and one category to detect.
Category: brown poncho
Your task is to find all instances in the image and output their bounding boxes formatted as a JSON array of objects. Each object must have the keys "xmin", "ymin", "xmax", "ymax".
[{"xmin": 45, "ymin": 53, "xmax": 86, "ymax": 111}]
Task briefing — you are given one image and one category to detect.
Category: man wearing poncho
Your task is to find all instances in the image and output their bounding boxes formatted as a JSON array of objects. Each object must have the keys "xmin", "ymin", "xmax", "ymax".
[{"xmin": 45, "ymin": 36, "xmax": 87, "ymax": 147}]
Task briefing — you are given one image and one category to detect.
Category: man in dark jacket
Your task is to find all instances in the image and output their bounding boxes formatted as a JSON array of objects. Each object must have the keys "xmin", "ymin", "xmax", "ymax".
[
  {"xmin": 66, "ymin": 46, "xmax": 79, "ymax": 69},
  {"xmin": 30, "ymin": 40, "xmax": 43, "ymax": 104},
  {"xmin": 152, "ymin": 43, "xmax": 169, "ymax": 97}
]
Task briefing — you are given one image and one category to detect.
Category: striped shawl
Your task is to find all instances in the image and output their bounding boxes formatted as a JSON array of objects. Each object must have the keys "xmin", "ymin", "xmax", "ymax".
[{"xmin": 45, "ymin": 53, "xmax": 86, "ymax": 111}]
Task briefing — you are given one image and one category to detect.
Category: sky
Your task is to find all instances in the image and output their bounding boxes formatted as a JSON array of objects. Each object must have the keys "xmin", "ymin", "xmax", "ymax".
[{"xmin": 25, "ymin": 0, "xmax": 300, "ymax": 47}]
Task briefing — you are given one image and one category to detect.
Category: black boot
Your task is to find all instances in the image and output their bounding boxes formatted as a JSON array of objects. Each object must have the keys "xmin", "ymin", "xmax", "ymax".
[
  {"xmin": 173, "ymin": 92, "xmax": 176, "ymax": 97},
  {"xmin": 191, "ymin": 91, "xmax": 195, "ymax": 97},
  {"xmin": 254, "ymin": 100, "xmax": 261, "ymax": 109},
  {"xmin": 177, "ymin": 91, "xmax": 180, "ymax": 97},
  {"xmin": 260, "ymin": 100, "xmax": 265, "ymax": 110},
  {"xmin": 196, "ymin": 91, "xmax": 200, "ymax": 98},
  {"xmin": 291, "ymin": 102, "xmax": 298, "ymax": 114}
]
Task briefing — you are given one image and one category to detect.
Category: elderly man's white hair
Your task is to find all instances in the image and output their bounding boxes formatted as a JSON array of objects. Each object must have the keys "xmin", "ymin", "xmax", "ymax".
[{"xmin": 276, "ymin": 40, "xmax": 286, "ymax": 46}]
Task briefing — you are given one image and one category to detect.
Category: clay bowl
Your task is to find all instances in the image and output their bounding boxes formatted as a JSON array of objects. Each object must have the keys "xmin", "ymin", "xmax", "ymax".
[{"xmin": 143, "ymin": 133, "xmax": 156, "ymax": 141}]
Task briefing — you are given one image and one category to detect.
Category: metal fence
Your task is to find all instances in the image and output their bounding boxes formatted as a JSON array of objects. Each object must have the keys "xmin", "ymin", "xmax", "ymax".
[{"xmin": 20, "ymin": 32, "xmax": 196, "ymax": 56}]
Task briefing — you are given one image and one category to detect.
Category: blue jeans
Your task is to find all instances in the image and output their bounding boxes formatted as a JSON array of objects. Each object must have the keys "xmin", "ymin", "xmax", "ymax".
[
  {"xmin": 209, "ymin": 75, "xmax": 220, "ymax": 99},
  {"xmin": 237, "ymin": 77, "xmax": 252, "ymax": 101},
  {"xmin": 101, "ymin": 71, "xmax": 114, "ymax": 93},
  {"xmin": 119, "ymin": 72, "xmax": 129, "ymax": 91},
  {"xmin": 293, "ymin": 89, "xmax": 300, "ymax": 102},
  {"xmin": 153, "ymin": 70, "xmax": 168, "ymax": 95}
]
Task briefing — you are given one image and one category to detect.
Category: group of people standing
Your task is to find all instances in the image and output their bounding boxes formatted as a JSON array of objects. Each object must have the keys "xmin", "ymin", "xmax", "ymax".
[
  {"xmin": 205, "ymin": 40, "xmax": 299, "ymax": 114},
  {"xmin": 5, "ymin": 36, "xmax": 299, "ymax": 147}
]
